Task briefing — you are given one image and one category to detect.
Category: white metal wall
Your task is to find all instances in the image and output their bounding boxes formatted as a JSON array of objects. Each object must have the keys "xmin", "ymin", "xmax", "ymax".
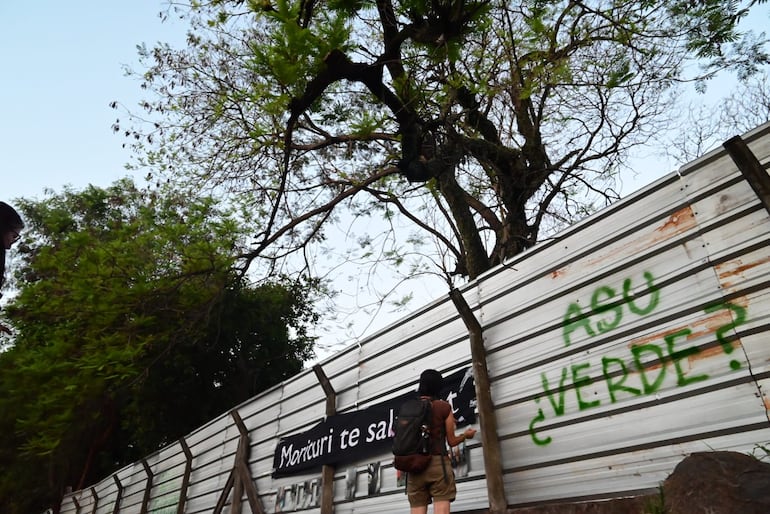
[{"xmin": 59, "ymin": 122, "xmax": 770, "ymax": 513}]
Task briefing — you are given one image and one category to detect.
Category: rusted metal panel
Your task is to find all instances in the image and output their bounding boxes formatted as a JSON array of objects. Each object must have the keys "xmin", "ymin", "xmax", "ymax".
[{"xmin": 506, "ymin": 426, "xmax": 770, "ymax": 506}]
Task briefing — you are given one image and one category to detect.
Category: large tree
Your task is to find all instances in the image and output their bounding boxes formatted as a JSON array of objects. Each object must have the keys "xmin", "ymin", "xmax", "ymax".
[
  {"xmin": 0, "ymin": 179, "xmax": 318, "ymax": 514},
  {"xmin": 117, "ymin": 0, "xmax": 768, "ymax": 295}
]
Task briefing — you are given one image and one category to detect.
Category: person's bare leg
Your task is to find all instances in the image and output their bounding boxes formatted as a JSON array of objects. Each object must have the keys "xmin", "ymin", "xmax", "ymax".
[
  {"xmin": 410, "ymin": 506, "xmax": 428, "ymax": 514},
  {"xmin": 433, "ymin": 500, "xmax": 451, "ymax": 514}
]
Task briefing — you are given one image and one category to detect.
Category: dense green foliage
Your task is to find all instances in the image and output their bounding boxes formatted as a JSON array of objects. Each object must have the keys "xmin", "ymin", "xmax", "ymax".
[
  {"xmin": 119, "ymin": 0, "xmax": 769, "ymax": 288},
  {"xmin": 0, "ymin": 180, "xmax": 318, "ymax": 514}
]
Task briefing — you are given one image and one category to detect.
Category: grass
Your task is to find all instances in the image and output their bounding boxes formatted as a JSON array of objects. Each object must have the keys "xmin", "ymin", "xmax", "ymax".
[{"xmin": 642, "ymin": 486, "xmax": 667, "ymax": 514}]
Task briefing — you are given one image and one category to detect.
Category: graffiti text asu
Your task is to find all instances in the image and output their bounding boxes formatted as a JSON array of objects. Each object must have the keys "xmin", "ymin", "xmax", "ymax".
[{"xmin": 563, "ymin": 271, "xmax": 660, "ymax": 346}]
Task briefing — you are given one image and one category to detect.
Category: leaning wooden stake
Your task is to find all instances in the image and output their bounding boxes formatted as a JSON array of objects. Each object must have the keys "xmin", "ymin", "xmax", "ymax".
[
  {"xmin": 176, "ymin": 438, "xmax": 193, "ymax": 514},
  {"xmin": 111, "ymin": 475, "xmax": 123, "ymax": 514},
  {"xmin": 213, "ymin": 410, "xmax": 266, "ymax": 514},
  {"xmin": 140, "ymin": 458, "xmax": 154, "ymax": 514},
  {"xmin": 313, "ymin": 364, "xmax": 338, "ymax": 514},
  {"xmin": 724, "ymin": 135, "xmax": 770, "ymax": 216},
  {"xmin": 449, "ymin": 288, "xmax": 508, "ymax": 514},
  {"xmin": 90, "ymin": 487, "xmax": 99, "ymax": 514}
]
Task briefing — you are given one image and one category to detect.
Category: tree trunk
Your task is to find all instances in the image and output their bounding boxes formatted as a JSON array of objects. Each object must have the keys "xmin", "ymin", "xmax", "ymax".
[{"xmin": 439, "ymin": 170, "xmax": 490, "ymax": 278}]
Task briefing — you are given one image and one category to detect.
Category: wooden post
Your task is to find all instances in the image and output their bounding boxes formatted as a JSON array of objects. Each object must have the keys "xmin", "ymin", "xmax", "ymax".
[
  {"xmin": 213, "ymin": 469, "xmax": 235, "ymax": 513},
  {"xmin": 111, "ymin": 475, "xmax": 123, "ymax": 514},
  {"xmin": 449, "ymin": 288, "xmax": 508, "ymax": 514},
  {"xmin": 232, "ymin": 410, "xmax": 264, "ymax": 513},
  {"xmin": 313, "ymin": 364, "xmax": 337, "ymax": 514},
  {"xmin": 177, "ymin": 437, "xmax": 193, "ymax": 514},
  {"xmin": 724, "ymin": 135, "xmax": 770, "ymax": 216},
  {"xmin": 140, "ymin": 459, "xmax": 154, "ymax": 514},
  {"xmin": 213, "ymin": 411, "xmax": 265, "ymax": 514},
  {"xmin": 90, "ymin": 487, "xmax": 98, "ymax": 514},
  {"xmin": 71, "ymin": 496, "xmax": 81, "ymax": 514}
]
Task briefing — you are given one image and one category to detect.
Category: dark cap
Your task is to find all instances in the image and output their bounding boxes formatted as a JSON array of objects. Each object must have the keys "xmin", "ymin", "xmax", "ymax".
[{"xmin": 418, "ymin": 369, "xmax": 443, "ymax": 398}]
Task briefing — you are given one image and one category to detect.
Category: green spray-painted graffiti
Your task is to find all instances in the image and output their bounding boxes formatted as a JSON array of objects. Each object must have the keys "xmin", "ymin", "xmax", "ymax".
[
  {"xmin": 563, "ymin": 271, "xmax": 661, "ymax": 346},
  {"xmin": 530, "ymin": 272, "xmax": 748, "ymax": 446}
]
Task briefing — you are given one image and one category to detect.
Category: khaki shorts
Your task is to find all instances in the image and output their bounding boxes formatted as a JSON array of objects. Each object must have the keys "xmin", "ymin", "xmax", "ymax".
[{"xmin": 406, "ymin": 455, "xmax": 456, "ymax": 507}]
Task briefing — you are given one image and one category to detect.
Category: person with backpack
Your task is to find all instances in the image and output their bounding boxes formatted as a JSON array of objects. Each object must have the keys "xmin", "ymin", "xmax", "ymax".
[
  {"xmin": 0, "ymin": 201, "xmax": 24, "ymax": 335},
  {"xmin": 396, "ymin": 369, "xmax": 477, "ymax": 514}
]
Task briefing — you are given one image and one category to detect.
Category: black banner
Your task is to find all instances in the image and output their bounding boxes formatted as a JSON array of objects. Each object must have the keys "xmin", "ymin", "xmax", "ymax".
[{"xmin": 272, "ymin": 367, "xmax": 476, "ymax": 477}]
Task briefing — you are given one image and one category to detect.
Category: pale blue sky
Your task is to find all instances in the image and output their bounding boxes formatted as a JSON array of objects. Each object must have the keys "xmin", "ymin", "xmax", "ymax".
[{"xmin": 1, "ymin": 1, "xmax": 187, "ymax": 201}]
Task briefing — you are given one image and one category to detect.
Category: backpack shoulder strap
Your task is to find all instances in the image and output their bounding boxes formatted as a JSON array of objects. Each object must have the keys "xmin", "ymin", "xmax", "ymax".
[{"xmin": 431, "ymin": 399, "xmax": 451, "ymax": 484}]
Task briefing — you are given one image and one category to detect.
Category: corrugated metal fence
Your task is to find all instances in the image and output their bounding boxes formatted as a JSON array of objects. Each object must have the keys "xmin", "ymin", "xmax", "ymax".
[{"xmin": 59, "ymin": 122, "xmax": 770, "ymax": 513}]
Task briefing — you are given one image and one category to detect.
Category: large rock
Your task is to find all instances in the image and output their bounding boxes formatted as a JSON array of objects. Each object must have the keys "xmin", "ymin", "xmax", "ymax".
[{"xmin": 663, "ymin": 451, "xmax": 770, "ymax": 514}]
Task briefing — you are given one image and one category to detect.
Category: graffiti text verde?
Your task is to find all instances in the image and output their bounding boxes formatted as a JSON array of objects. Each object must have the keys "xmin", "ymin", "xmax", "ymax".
[{"xmin": 529, "ymin": 272, "xmax": 747, "ymax": 446}]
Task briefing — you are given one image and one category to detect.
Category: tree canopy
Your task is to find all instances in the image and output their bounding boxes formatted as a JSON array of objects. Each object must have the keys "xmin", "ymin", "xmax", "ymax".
[
  {"xmin": 0, "ymin": 179, "xmax": 318, "ymax": 514},
  {"xmin": 117, "ymin": 0, "xmax": 769, "ymax": 296}
]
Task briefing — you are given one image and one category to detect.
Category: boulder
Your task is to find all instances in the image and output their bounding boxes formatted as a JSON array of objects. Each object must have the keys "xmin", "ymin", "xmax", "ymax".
[{"xmin": 663, "ymin": 451, "xmax": 770, "ymax": 514}]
